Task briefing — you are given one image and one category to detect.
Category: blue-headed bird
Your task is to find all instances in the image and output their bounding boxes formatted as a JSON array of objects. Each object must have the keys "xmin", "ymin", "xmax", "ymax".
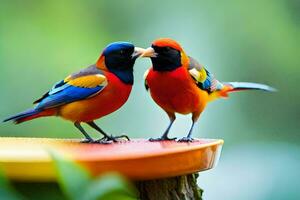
[
  {"xmin": 142, "ymin": 38, "xmax": 276, "ymax": 142},
  {"xmin": 4, "ymin": 42, "xmax": 145, "ymax": 143}
]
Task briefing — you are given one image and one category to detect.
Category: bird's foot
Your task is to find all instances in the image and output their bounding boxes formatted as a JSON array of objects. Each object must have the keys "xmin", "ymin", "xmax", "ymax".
[
  {"xmin": 95, "ymin": 139, "xmax": 113, "ymax": 144},
  {"xmin": 80, "ymin": 138, "xmax": 95, "ymax": 143},
  {"xmin": 96, "ymin": 134, "xmax": 130, "ymax": 144},
  {"xmin": 110, "ymin": 134, "xmax": 130, "ymax": 141},
  {"xmin": 177, "ymin": 137, "xmax": 194, "ymax": 142},
  {"xmin": 81, "ymin": 138, "xmax": 111, "ymax": 144},
  {"xmin": 149, "ymin": 136, "xmax": 177, "ymax": 142}
]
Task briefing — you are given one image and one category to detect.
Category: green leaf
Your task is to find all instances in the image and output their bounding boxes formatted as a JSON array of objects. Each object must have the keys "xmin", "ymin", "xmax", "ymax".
[
  {"xmin": 82, "ymin": 173, "xmax": 137, "ymax": 200},
  {"xmin": 0, "ymin": 167, "xmax": 24, "ymax": 200},
  {"xmin": 50, "ymin": 150, "xmax": 92, "ymax": 200},
  {"xmin": 50, "ymin": 151, "xmax": 137, "ymax": 200}
]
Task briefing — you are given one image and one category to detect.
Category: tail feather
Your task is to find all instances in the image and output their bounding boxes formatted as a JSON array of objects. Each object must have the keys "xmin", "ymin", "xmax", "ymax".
[
  {"xmin": 208, "ymin": 82, "xmax": 276, "ymax": 102},
  {"xmin": 223, "ymin": 82, "xmax": 277, "ymax": 92},
  {"xmin": 3, "ymin": 108, "xmax": 55, "ymax": 124}
]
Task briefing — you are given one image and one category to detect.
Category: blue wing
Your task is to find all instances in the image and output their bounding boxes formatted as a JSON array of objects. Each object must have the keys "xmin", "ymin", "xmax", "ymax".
[
  {"xmin": 35, "ymin": 84, "xmax": 103, "ymax": 110},
  {"xmin": 34, "ymin": 65, "xmax": 107, "ymax": 110}
]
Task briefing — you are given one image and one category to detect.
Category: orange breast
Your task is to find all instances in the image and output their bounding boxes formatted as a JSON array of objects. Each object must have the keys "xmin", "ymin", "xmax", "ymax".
[
  {"xmin": 146, "ymin": 67, "xmax": 208, "ymax": 115},
  {"xmin": 59, "ymin": 72, "xmax": 132, "ymax": 122}
]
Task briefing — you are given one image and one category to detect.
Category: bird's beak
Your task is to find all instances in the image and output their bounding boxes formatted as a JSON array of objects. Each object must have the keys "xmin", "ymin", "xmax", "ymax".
[
  {"xmin": 131, "ymin": 47, "xmax": 146, "ymax": 59},
  {"xmin": 141, "ymin": 47, "xmax": 157, "ymax": 58}
]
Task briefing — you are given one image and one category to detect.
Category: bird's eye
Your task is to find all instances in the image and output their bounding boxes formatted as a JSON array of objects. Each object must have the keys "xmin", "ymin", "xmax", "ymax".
[{"xmin": 120, "ymin": 50, "xmax": 125, "ymax": 55}]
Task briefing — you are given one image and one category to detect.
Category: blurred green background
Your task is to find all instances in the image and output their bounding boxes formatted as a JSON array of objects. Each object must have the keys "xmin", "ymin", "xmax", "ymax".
[{"xmin": 0, "ymin": 0, "xmax": 299, "ymax": 199}]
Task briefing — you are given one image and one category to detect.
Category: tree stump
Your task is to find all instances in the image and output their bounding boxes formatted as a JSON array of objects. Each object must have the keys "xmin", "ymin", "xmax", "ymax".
[{"xmin": 136, "ymin": 173, "xmax": 203, "ymax": 200}]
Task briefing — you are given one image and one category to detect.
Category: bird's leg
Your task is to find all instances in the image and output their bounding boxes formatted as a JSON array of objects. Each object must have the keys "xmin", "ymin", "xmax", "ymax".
[
  {"xmin": 149, "ymin": 113, "xmax": 176, "ymax": 141},
  {"xmin": 74, "ymin": 122, "xmax": 94, "ymax": 143},
  {"xmin": 87, "ymin": 121, "xmax": 130, "ymax": 143},
  {"xmin": 178, "ymin": 121, "xmax": 195, "ymax": 142}
]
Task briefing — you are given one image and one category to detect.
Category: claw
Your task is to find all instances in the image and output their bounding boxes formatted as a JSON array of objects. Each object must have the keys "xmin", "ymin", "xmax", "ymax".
[
  {"xmin": 108, "ymin": 135, "xmax": 118, "ymax": 142},
  {"xmin": 80, "ymin": 139, "xmax": 94, "ymax": 143},
  {"xmin": 177, "ymin": 137, "xmax": 194, "ymax": 142},
  {"xmin": 95, "ymin": 134, "xmax": 130, "ymax": 144},
  {"xmin": 149, "ymin": 136, "xmax": 177, "ymax": 142},
  {"xmin": 94, "ymin": 139, "xmax": 113, "ymax": 144},
  {"xmin": 113, "ymin": 134, "xmax": 130, "ymax": 141}
]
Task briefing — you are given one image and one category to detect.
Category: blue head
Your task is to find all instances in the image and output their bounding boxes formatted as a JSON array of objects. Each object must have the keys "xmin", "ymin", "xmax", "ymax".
[{"xmin": 102, "ymin": 42, "xmax": 144, "ymax": 85}]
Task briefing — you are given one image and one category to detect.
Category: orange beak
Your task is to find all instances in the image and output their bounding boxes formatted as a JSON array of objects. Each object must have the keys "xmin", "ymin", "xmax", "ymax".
[{"xmin": 131, "ymin": 47, "xmax": 146, "ymax": 59}]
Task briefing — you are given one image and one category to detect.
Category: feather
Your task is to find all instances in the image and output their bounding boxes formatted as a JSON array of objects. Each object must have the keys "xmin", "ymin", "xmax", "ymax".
[
  {"xmin": 223, "ymin": 82, "xmax": 277, "ymax": 92},
  {"xmin": 67, "ymin": 74, "xmax": 107, "ymax": 88},
  {"xmin": 3, "ymin": 108, "xmax": 39, "ymax": 123},
  {"xmin": 33, "ymin": 80, "xmax": 66, "ymax": 104},
  {"xmin": 33, "ymin": 66, "xmax": 107, "ymax": 107},
  {"xmin": 188, "ymin": 56, "xmax": 217, "ymax": 93},
  {"xmin": 35, "ymin": 85, "xmax": 104, "ymax": 110}
]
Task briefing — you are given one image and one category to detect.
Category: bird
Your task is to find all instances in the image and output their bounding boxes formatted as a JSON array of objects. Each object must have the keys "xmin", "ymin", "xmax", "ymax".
[
  {"xmin": 4, "ymin": 42, "xmax": 145, "ymax": 143},
  {"xmin": 142, "ymin": 38, "xmax": 276, "ymax": 142}
]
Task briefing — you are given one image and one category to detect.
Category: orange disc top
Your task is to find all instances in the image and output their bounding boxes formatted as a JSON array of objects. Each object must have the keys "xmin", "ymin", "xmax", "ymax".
[{"xmin": 0, "ymin": 137, "xmax": 223, "ymax": 181}]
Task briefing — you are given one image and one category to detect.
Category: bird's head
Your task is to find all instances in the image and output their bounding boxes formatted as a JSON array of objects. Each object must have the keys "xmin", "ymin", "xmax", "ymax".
[
  {"xmin": 142, "ymin": 38, "xmax": 189, "ymax": 71},
  {"xmin": 97, "ymin": 42, "xmax": 145, "ymax": 84}
]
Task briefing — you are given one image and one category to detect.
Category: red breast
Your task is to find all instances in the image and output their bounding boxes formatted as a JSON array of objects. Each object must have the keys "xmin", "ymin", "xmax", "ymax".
[{"xmin": 146, "ymin": 66, "xmax": 208, "ymax": 115}]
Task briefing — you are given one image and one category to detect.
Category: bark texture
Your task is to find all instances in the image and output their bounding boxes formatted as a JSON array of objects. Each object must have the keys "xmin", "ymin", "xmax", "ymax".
[{"xmin": 136, "ymin": 173, "xmax": 203, "ymax": 200}]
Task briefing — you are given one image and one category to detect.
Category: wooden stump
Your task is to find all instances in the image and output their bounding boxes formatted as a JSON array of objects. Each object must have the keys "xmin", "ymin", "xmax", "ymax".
[{"xmin": 136, "ymin": 173, "xmax": 203, "ymax": 200}]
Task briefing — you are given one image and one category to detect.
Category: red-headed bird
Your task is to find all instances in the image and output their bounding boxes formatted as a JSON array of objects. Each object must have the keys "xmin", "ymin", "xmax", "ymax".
[
  {"xmin": 142, "ymin": 38, "xmax": 276, "ymax": 142},
  {"xmin": 4, "ymin": 42, "xmax": 145, "ymax": 143}
]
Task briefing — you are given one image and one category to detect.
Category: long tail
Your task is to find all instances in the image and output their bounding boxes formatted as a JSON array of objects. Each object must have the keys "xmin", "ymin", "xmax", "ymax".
[
  {"xmin": 3, "ymin": 108, "xmax": 56, "ymax": 124},
  {"xmin": 209, "ymin": 82, "xmax": 276, "ymax": 101},
  {"xmin": 223, "ymin": 82, "xmax": 277, "ymax": 92}
]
